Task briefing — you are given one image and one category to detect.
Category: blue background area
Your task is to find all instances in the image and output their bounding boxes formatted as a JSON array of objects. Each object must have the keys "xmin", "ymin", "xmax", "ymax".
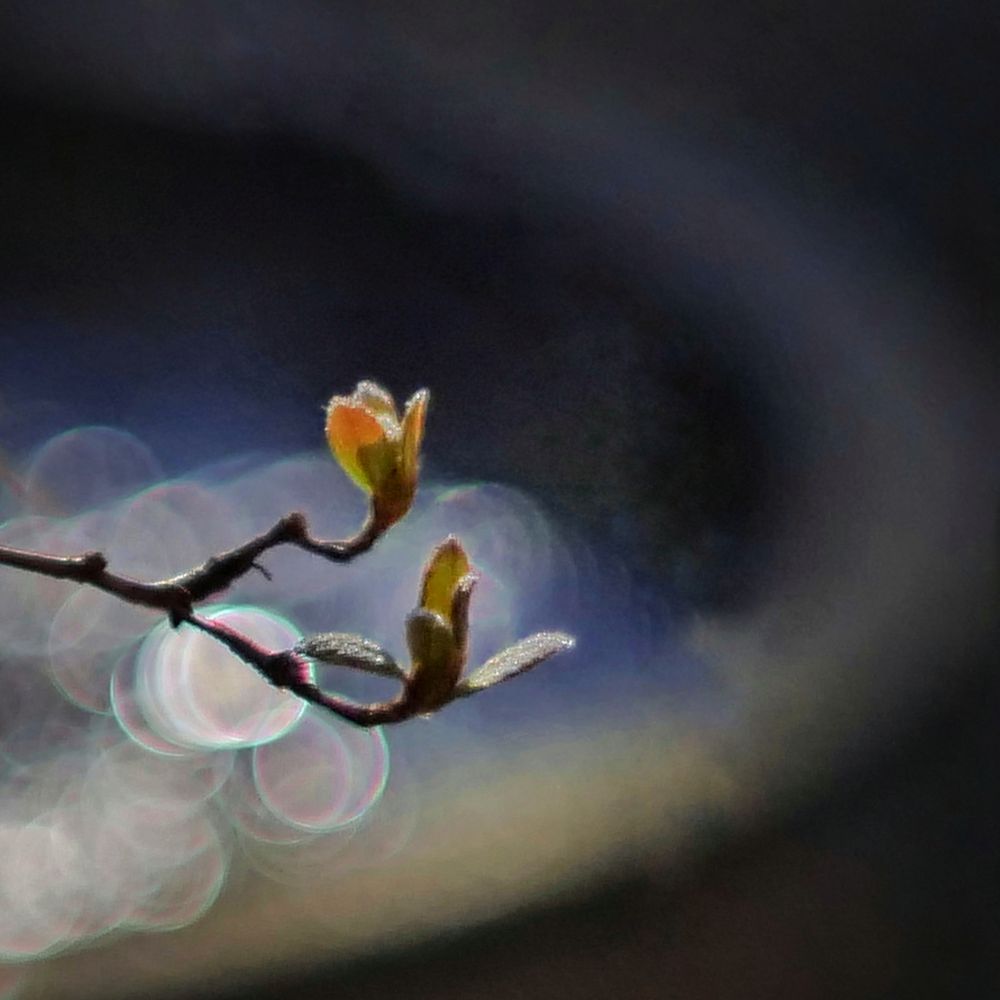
[{"xmin": 0, "ymin": 2, "xmax": 997, "ymax": 997}]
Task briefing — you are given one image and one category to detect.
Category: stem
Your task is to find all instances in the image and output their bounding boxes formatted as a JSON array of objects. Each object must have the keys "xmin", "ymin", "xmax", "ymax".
[
  {"xmin": 292, "ymin": 510, "xmax": 380, "ymax": 563},
  {"xmin": 289, "ymin": 683, "xmax": 411, "ymax": 727},
  {"xmin": 0, "ymin": 506, "xmax": 383, "ymax": 619}
]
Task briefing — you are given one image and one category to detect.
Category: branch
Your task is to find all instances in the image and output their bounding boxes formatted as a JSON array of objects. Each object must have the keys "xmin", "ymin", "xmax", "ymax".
[
  {"xmin": 0, "ymin": 507, "xmax": 382, "ymax": 621},
  {"xmin": 0, "ymin": 383, "xmax": 575, "ymax": 730},
  {"xmin": 0, "ymin": 507, "xmax": 574, "ymax": 730},
  {"xmin": 0, "ymin": 545, "xmax": 193, "ymax": 616}
]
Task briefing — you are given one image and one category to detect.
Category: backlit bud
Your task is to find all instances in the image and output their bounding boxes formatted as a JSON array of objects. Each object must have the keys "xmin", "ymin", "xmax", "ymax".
[
  {"xmin": 405, "ymin": 537, "xmax": 478, "ymax": 712},
  {"xmin": 325, "ymin": 381, "xmax": 429, "ymax": 530}
]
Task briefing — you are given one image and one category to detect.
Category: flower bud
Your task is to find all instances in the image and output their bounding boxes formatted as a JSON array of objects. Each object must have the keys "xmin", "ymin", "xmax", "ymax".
[
  {"xmin": 325, "ymin": 381, "xmax": 429, "ymax": 530},
  {"xmin": 405, "ymin": 536, "xmax": 477, "ymax": 712}
]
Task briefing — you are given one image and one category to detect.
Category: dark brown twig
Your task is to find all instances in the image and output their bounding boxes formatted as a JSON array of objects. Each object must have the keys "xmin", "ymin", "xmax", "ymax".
[
  {"xmin": 0, "ymin": 507, "xmax": 382, "ymax": 622},
  {"xmin": 0, "ymin": 545, "xmax": 194, "ymax": 616}
]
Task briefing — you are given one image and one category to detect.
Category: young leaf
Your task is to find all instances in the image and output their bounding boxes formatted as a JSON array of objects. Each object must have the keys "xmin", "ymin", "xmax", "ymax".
[
  {"xmin": 324, "ymin": 382, "xmax": 430, "ymax": 531},
  {"xmin": 419, "ymin": 536, "xmax": 470, "ymax": 622},
  {"xmin": 449, "ymin": 572, "xmax": 478, "ymax": 658},
  {"xmin": 401, "ymin": 389, "xmax": 429, "ymax": 482},
  {"xmin": 325, "ymin": 401, "xmax": 387, "ymax": 493},
  {"xmin": 405, "ymin": 608, "xmax": 464, "ymax": 710},
  {"xmin": 453, "ymin": 631, "xmax": 575, "ymax": 697},
  {"xmin": 295, "ymin": 632, "xmax": 405, "ymax": 680}
]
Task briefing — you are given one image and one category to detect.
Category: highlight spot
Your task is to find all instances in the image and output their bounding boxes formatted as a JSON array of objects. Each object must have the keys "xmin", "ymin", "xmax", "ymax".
[
  {"xmin": 252, "ymin": 709, "xmax": 389, "ymax": 832},
  {"xmin": 24, "ymin": 426, "xmax": 162, "ymax": 515},
  {"xmin": 113, "ymin": 608, "xmax": 311, "ymax": 754}
]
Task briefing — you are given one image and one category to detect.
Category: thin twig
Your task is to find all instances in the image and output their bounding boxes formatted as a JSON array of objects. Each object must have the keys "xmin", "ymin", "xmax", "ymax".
[
  {"xmin": 0, "ymin": 507, "xmax": 382, "ymax": 621},
  {"xmin": 0, "ymin": 546, "xmax": 194, "ymax": 617}
]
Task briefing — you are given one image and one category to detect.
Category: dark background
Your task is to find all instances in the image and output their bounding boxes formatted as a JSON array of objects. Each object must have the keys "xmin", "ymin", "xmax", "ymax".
[{"xmin": 0, "ymin": 2, "xmax": 997, "ymax": 997}]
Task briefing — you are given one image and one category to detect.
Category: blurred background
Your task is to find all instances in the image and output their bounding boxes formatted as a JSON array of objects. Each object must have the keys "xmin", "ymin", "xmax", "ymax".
[{"xmin": 0, "ymin": 2, "xmax": 997, "ymax": 997}]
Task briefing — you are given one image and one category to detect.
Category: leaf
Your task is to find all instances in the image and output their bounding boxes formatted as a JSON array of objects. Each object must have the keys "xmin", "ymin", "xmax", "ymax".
[
  {"xmin": 355, "ymin": 380, "xmax": 399, "ymax": 422},
  {"xmin": 449, "ymin": 571, "xmax": 478, "ymax": 658},
  {"xmin": 357, "ymin": 436, "xmax": 403, "ymax": 494},
  {"xmin": 419, "ymin": 536, "xmax": 470, "ymax": 622},
  {"xmin": 404, "ymin": 610, "xmax": 456, "ymax": 673},
  {"xmin": 400, "ymin": 388, "xmax": 429, "ymax": 482},
  {"xmin": 405, "ymin": 608, "xmax": 462, "ymax": 710},
  {"xmin": 325, "ymin": 400, "xmax": 386, "ymax": 492},
  {"xmin": 453, "ymin": 632, "xmax": 575, "ymax": 697},
  {"xmin": 295, "ymin": 632, "xmax": 405, "ymax": 680}
]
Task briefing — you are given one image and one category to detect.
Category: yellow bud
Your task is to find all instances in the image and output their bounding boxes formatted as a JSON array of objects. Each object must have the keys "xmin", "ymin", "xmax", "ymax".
[
  {"xmin": 324, "ymin": 381, "xmax": 429, "ymax": 530},
  {"xmin": 419, "ymin": 536, "xmax": 470, "ymax": 622},
  {"xmin": 403, "ymin": 538, "xmax": 479, "ymax": 712}
]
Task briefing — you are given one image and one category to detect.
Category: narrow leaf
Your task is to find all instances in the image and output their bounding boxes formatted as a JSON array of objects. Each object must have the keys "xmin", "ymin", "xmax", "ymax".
[
  {"xmin": 401, "ymin": 388, "xmax": 429, "ymax": 481},
  {"xmin": 295, "ymin": 632, "xmax": 405, "ymax": 680},
  {"xmin": 454, "ymin": 631, "xmax": 575, "ymax": 697},
  {"xmin": 449, "ymin": 571, "xmax": 478, "ymax": 659}
]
